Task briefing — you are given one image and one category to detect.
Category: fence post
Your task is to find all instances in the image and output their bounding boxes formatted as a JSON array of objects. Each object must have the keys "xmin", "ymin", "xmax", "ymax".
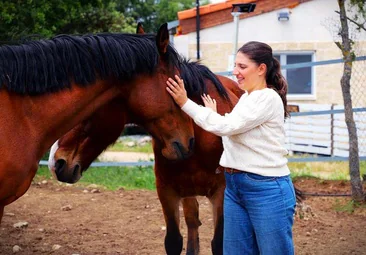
[{"xmin": 331, "ymin": 104, "xmax": 335, "ymax": 156}]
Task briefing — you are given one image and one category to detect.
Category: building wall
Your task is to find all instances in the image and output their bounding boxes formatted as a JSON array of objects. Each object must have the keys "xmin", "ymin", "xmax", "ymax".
[{"xmin": 173, "ymin": 0, "xmax": 366, "ymax": 105}]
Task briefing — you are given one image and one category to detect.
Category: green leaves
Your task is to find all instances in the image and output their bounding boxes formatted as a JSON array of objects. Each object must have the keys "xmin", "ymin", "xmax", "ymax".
[
  {"xmin": 0, "ymin": 0, "xmax": 210, "ymax": 43},
  {"xmin": 0, "ymin": 0, "xmax": 136, "ymax": 42},
  {"xmin": 347, "ymin": 0, "xmax": 366, "ymax": 32}
]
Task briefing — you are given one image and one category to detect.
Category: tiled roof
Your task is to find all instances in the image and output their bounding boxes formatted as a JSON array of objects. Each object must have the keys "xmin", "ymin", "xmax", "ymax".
[{"xmin": 177, "ymin": 0, "xmax": 312, "ymax": 35}]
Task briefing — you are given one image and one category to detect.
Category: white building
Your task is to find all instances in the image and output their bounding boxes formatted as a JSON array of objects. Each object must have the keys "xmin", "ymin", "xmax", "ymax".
[
  {"xmin": 174, "ymin": 0, "xmax": 366, "ymax": 105},
  {"xmin": 173, "ymin": 0, "xmax": 366, "ymax": 157}
]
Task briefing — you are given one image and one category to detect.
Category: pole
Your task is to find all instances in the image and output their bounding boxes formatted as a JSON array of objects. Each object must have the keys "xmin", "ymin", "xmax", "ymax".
[
  {"xmin": 227, "ymin": 12, "xmax": 241, "ymax": 71},
  {"xmin": 196, "ymin": 0, "xmax": 200, "ymax": 60},
  {"xmin": 232, "ymin": 12, "xmax": 241, "ymax": 55}
]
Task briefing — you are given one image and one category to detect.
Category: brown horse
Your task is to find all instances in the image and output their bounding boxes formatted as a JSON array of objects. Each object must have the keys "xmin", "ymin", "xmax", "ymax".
[
  {"xmin": 0, "ymin": 24, "xmax": 196, "ymax": 224},
  {"xmin": 49, "ymin": 53, "xmax": 244, "ymax": 255}
]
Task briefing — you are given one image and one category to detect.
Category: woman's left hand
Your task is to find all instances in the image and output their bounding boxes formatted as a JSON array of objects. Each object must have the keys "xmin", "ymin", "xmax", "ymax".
[
  {"xmin": 166, "ymin": 75, "xmax": 188, "ymax": 107},
  {"xmin": 201, "ymin": 94, "xmax": 217, "ymax": 112}
]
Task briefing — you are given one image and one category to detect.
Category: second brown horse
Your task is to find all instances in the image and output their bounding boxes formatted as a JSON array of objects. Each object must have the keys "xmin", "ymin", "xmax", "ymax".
[{"xmin": 49, "ymin": 60, "xmax": 243, "ymax": 254}]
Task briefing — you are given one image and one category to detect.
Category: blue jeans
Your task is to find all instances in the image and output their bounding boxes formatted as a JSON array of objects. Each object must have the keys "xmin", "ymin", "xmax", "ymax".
[{"xmin": 223, "ymin": 171, "xmax": 296, "ymax": 255}]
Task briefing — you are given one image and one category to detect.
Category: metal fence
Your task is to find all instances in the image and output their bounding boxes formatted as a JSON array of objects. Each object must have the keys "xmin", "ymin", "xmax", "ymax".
[{"xmin": 351, "ymin": 57, "xmax": 366, "ymax": 159}]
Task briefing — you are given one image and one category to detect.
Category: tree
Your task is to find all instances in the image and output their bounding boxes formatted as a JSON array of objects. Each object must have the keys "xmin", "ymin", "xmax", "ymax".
[
  {"xmin": 155, "ymin": 0, "xmax": 198, "ymax": 30},
  {"xmin": 0, "ymin": 0, "xmax": 136, "ymax": 42},
  {"xmin": 335, "ymin": 0, "xmax": 365, "ymax": 201},
  {"xmin": 0, "ymin": 0, "xmax": 204, "ymax": 42},
  {"xmin": 116, "ymin": 0, "xmax": 158, "ymax": 33},
  {"xmin": 60, "ymin": 1, "xmax": 136, "ymax": 35},
  {"xmin": 117, "ymin": 0, "xmax": 199, "ymax": 33},
  {"xmin": 337, "ymin": 0, "xmax": 366, "ymax": 32}
]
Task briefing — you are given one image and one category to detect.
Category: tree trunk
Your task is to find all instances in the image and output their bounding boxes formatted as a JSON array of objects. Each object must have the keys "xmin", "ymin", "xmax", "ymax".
[{"xmin": 337, "ymin": 0, "xmax": 364, "ymax": 201}]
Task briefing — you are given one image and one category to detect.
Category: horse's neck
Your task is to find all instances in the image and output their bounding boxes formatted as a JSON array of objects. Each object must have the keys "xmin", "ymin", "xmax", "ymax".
[
  {"xmin": 0, "ymin": 80, "xmax": 120, "ymax": 159},
  {"xmin": 184, "ymin": 78, "xmax": 241, "ymax": 159},
  {"xmin": 204, "ymin": 81, "xmax": 240, "ymax": 115}
]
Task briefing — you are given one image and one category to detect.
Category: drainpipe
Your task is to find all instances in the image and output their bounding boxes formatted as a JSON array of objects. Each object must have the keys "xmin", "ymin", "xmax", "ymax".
[{"xmin": 196, "ymin": 0, "xmax": 200, "ymax": 60}]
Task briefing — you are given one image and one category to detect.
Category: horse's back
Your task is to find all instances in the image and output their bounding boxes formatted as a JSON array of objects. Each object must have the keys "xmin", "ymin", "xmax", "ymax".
[{"xmin": 217, "ymin": 75, "xmax": 244, "ymax": 101}]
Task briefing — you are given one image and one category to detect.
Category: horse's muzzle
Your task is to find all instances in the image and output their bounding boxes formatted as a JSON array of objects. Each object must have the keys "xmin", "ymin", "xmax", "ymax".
[
  {"xmin": 173, "ymin": 137, "xmax": 195, "ymax": 160},
  {"xmin": 54, "ymin": 159, "xmax": 81, "ymax": 184}
]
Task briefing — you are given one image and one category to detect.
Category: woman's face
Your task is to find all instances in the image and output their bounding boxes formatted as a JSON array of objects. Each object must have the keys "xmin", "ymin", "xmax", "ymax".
[{"xmin": 232, "ymin": 52, "xmax": 265, "ymax": 93}]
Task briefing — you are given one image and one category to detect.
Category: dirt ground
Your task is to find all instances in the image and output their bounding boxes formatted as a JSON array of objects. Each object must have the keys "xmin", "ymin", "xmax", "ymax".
[{"xmin": 0, "ymin": 178, "xmax": 365, "ymax": 255}]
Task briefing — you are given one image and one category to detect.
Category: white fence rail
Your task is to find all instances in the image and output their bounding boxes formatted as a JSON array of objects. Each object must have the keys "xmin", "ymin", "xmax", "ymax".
[{"xmin": 285, "ymin": 104, "xmax": 366, "ymax": 157}]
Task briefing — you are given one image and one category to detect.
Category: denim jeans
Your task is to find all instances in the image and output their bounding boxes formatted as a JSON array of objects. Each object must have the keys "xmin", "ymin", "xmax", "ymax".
[{"xmin": 223, "ymin": 171, "xmax": 296, "ymax": 255}]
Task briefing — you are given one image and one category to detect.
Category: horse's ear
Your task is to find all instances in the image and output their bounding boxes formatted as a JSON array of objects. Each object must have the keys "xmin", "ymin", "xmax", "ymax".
[
  {"xmin": 136, "ymin": 22, "xmax": 145, "ymax": 34},
  {"xmin": 156, "ymin": 23, "xmax": 169, "ymax": 55}
]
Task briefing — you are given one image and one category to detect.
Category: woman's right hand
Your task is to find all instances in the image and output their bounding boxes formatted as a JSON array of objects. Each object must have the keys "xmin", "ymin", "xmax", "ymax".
[{"xmin": 166, "ymin": 75, "xmax": 188, "ymax": 107}]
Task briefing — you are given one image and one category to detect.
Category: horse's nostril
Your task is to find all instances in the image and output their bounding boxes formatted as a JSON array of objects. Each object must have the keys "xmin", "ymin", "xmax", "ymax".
[
  {"xmin": 172, "ymin": 138, "xmax": 195, "ymax": 160},
  {"xmin": 55, "ymin": 159, "xmax": 66, "ymax": 174},
  {"xmin": 172, "ymin": 141, "xmax": 184, "ymax": 159},
  {"xmin": 73, "ymin": 164, "xmax": 81, "ymax": 177},
  {"xmin": 189, "ymin": 137, "xmax": 195, "ymax": 151}
]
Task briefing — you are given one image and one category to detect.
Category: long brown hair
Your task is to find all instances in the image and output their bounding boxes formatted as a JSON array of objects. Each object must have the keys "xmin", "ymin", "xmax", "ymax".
[{"xmin": 238, "ymin": 41, "xmax": 289, "ymax": 117}]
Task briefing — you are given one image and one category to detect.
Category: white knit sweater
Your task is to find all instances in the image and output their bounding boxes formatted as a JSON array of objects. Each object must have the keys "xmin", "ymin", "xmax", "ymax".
[{"xmin": 181, "ymin": 88, "xmax": 290, "ymax": 177}]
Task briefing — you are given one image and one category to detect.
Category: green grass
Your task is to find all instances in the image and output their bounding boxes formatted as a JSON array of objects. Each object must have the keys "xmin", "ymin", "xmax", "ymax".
[
  {"xmin": 37, "ymin": 165, "xmax": 156, "ymax": 191},
  {"xmin": 288, "ymin": 160, "xmax": 366, "ymax": 180},
  {"xmin": 38, "ymin": 160, "xmax": 366, "ymax": 191},
  {"xmin": 333, "ymin": 199, "xmax": 366, "ymax": 213},
  {"xmin": 106, "ymin": 140, "xmax": 153, "ymax": 153},
  {"xmin": 40, "ymin": 138, "xmax": 366, "ymax": 191}
]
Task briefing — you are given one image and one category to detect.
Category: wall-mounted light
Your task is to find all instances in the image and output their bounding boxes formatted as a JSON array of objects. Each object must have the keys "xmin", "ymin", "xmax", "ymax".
[
  {"xmin": 228, "ymin": 3, "xmax": 256, "ymax": 71},
  {"xmin": 231, "ymin": 3, "xmax": 256, "ymax": 13},
  {"xmin": 278, "ymin": 11, "xmax": 290, "ymax": 21}
]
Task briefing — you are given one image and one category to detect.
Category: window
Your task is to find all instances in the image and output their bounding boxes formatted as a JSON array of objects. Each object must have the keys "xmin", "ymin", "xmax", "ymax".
[{"xmin": 274, "ymin": 52, "xmax": 315, "ymax": 100}]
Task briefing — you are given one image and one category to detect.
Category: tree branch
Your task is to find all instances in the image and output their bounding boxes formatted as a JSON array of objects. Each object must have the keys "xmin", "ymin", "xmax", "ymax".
[
  {"xmin": 335, "ymin": 10, "xmax": 366, "ymax": 31},
  {"xmin": 335, "ymin": 41, "xmax": 343, "ymax": 50}
]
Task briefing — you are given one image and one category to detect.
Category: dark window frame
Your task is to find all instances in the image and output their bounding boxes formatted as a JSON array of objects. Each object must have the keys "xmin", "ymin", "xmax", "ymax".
[{"xmin": 274, "ymin": 51, "xmax": 315, "ymax": 100}]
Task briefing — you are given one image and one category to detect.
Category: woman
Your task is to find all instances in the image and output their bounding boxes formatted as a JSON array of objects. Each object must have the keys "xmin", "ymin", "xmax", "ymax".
[{"xmin": 166, "ymin": 41, "xmax": 296, "ymax": 255}]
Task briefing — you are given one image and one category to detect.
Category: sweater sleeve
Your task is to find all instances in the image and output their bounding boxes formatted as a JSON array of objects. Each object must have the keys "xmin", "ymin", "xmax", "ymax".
[{"xmin": 181, "ymin": 90, "xmax": 277, "ymax": 137}]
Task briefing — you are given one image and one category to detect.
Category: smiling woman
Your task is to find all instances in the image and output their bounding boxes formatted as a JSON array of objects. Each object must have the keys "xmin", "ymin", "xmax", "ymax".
[{"xmin": 166, "ymin": 40, "xmax": 296, "ymax": 255}]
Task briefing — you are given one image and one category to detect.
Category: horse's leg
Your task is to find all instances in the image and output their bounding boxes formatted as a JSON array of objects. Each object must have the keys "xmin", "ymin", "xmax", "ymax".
[
  {"xmin": 208, "ymin": 186, "xmax": 225, "ymax": 255},
  {"xmin": 157, "ymin": 188, "xmax": 183, "ymax": 255},
  {"xmin": 182, "ymin": 197, "xmax": 202, "ymax": 255}
]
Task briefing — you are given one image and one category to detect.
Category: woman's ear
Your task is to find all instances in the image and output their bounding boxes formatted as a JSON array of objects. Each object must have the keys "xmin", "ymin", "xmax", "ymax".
[{"xmin": 258, "ymin": 63, "xmax": 267, "ymax": 76}]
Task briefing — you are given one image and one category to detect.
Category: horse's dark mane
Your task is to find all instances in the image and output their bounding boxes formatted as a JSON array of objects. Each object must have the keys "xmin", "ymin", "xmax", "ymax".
[
  {"xmin": 0, "ymin": 33, "xmax": 164, "ymax": 94},
  {"xmin": 179, "ymin": 59, "xmax": 229, "ymax": 102},
  {"xmin": 0, "ymin": 31, "xmax": 230, "ymax": 100}
]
